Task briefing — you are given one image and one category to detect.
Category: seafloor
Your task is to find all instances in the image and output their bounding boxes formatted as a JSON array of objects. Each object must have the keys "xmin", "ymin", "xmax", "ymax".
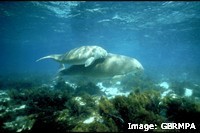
[{"xmin": 0, "ymin": 73, "xmax": 200, "ymax": 132}]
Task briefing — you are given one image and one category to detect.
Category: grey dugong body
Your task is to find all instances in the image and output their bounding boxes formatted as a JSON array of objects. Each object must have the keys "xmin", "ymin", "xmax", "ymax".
[
  {"xmin": 59, "ymin": 53, "xmax": 144, "ymax": 78},
  {"xmin": 36, "ymin": 45, "xmax": 108, "ymax": 67}
]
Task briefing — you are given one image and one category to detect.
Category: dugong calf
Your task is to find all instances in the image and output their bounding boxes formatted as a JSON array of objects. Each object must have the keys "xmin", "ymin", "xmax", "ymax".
[
  {"xmin": 36, "ymin": 45, "xmax": 108, "ymax": 67},
  {"xmin": 59, "ymin": 53, "xmax": 144, "ymax": 78}
]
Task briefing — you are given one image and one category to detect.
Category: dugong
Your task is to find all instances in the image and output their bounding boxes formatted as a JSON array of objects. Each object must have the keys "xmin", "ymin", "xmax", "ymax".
[
  {"xmin": 59, "ymin": 53, "xmax": 144, "ymax": 78},
  {"xmin": 36, "ymin": 45, "xmax": 108, "ymax": 67}
]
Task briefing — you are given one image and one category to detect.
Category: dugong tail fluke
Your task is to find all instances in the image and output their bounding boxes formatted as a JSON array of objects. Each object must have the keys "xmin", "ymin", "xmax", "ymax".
[{"xmin": 36, "ymin": 54, "xmax": 63, "ymax": 62}]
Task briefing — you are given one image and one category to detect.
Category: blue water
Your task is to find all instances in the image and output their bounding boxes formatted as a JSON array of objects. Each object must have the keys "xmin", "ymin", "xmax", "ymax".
[{"xmin": 0, "ymin": 1, "xmax": 200, "ymax": 82}]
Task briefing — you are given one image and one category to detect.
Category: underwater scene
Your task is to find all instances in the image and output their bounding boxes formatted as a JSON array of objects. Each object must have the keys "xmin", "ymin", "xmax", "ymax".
[{"xmin": 0, "ymin": 1, "xmax": 200, "ymax": 132}]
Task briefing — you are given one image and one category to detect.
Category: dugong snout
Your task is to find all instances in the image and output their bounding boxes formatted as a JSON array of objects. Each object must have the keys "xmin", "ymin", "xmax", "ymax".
[{"xmin": 133, "ymin": 59, "xmax": 144, "ymax": 71}]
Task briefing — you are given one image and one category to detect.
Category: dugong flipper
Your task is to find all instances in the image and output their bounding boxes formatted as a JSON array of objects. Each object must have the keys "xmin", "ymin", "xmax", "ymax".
[
  {"xmin": 59, "ymin": 53, "xmax": 144, "ymax": 79},
  {"xmin": 36, "ymin": 45, "xmax": 108, "ymax": 67}
]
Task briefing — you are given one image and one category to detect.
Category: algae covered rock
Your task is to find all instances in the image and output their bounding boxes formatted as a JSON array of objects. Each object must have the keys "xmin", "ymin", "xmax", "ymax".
[
  {"xmin": 1, "ymin": 73, "xmax": 200, "ymax": 132},
  {"xmin": 162, "ymin": 96, "xmax": 200, "ymax": 123},
  {"xmin": 4, "ymin": 115, "xmax": 36, "ymax": 132}
]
